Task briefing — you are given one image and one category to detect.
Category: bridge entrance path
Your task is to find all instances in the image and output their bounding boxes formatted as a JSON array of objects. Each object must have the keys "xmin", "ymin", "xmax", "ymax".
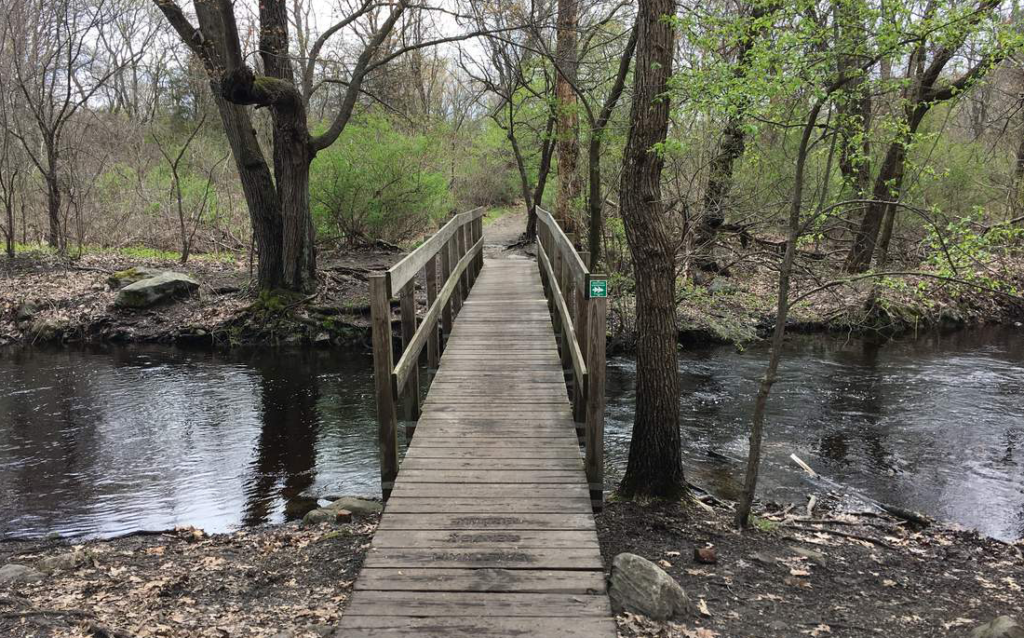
[{"xmin": 338, "ymin": 257, "xmax": 615, "ymax": 637}]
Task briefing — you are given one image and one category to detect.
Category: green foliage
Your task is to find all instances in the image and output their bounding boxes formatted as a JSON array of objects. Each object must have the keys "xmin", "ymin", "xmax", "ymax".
[
  {"xmin": 310, "ymin": 114, "xmax": 453, "ymax": 244},
  {"xmin": 925, "ymin": 213, "xmax": 1024, "ymax": 293}
]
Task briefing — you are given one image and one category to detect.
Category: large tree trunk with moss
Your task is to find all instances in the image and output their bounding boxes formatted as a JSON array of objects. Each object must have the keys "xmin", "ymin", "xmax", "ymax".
[
  {"xmin": 618, "ymin": 0, "xmax": 686, "ymax": 500},
  {"xmin": 555, "ymin": 0, "xmax": 581, "ymax": 233}
]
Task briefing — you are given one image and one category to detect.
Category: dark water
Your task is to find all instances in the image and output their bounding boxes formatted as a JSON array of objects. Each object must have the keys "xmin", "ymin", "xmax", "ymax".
[
  {"xmin": 0, "ymin": 347, "xmax": 383, "ymax": 539},
  {"xmin": 1, "ymin": 326, "xmax": 1022, "ymax": 540},
  {"xmin": 606, "ymin": 326, "xmax": 1024, "ymax": 541}
]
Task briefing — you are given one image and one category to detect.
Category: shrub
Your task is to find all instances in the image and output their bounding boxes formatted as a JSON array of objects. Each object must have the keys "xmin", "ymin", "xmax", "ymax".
[{"xmin": 310, "ymin": 115, "xmax": 452, "ymax": 245}]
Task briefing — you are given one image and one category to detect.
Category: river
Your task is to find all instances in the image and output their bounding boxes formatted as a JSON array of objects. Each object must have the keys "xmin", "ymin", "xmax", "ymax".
[{"xmin": 1, "ymin": 326, "xmax": 1021, "ymax": 540}]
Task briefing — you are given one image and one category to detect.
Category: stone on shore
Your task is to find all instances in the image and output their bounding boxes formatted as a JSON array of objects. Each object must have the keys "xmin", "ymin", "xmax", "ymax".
[
  {"xmin": 609, "ymin": 552, "xmax": 690, "ymax": 620},
  {"xmin": 324, "ymin": 496, "xmax": 381, "ymax": 515},
  {"xmin": 972, "ymin": 617, "xmax": 1024, "ymax": 638},
  {"xmin": 115, "ymin": 272, "xmax": 199, "ymax": 308},
  {"xmin": 0, "ymin": 564, "xmax": 45, "ymax": 584}
]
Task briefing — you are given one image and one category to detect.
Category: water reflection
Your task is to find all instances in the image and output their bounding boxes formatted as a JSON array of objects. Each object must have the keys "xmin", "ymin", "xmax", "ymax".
[
  {"xmin": 0, "ymin": 345, "xmax": 378, "ymax": 539},
  {"xmin": 1, "ymin": 326, "xmax": 1022, "ymax": 541},
  {"xmin": 606, "ymin": 326, "xmax": 1024, "ymax": 541}
]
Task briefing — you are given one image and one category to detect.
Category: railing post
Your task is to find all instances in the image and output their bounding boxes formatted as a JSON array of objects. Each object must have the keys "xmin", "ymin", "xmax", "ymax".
[
  {"xmin": 399, "ymin": 278, "xmax": 420, "ymax": 435},
  {"xmin": 585, "ymin": 274, "xmax": 607, "ymax": 512},
  {"xmin": 369, "ymin": 273, "xmax": 398, "ymax": 501},
  {"xmin": 425, "ymin": 255, "xmax": 440, "ymax": 369},
  {"xmin": 458, "ymin": 221, "xmax": 470, "ymax": 301},
  {"xmin": 573, "ymin": 250, "xmax": 591, "ymax": 432},
  {"xmin": 559, "ymin": 234, "xmax": 574, "ymax": 373},
  {"xmin": 452, "ymin": 228, "xmax": 464, "ymax": 317},
  {"xmin": 551, "ymin": 236, "xmax": 563, "ymax": 345},
  {"xmin": 440, "ymin": 238, "xmax": 453, "ymax": 343},
  {"xmin": 474, "ymin": 215, "xmax": 484, "ymax": 276}
]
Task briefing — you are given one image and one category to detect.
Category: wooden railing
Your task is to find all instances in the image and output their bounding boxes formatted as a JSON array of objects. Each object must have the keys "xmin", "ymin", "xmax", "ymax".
[
  {"xmin": 535, "ymin": 207, "xmax": 608, "ymax": 511},
  {"xmin": 369, "ymin": 207, "xmax": 486, "ymax": 499}
]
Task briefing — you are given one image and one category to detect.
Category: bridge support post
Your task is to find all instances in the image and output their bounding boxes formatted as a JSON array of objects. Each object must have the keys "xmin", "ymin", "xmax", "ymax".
[
  {"xmin": 573, "ymin": 251, "xmax": 591, "ymax": 434},
  {"xmin": 400, "ymin": 279, "xmax": 421, "ymax": 436},
  {"xmin": 585, "ymin": 274, "xmax": 607, "ymax": 513},
  {"xmin": 369, "ymin": 273, "xmax": 399, "ymax": 501},
  {"xmin": 440, "ymin": 238, "xmax": 454, "ymax": 342},
  {"xmin": 425, "ymin": 255, "xmax": 440, "ymax": 369},
  {"xmin": 457, "ymin": 224, "xmax": 469, "ymax": 310}
]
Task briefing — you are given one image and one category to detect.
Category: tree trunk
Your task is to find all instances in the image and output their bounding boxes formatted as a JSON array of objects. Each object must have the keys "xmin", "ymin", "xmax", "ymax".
[
  {"xmin": 555, "ymin": 0, "xmax": 581, "ymax": 233},
  {"xmin": 587, "ymin": 135, "xmax": 603, "ymax": 268},
  {"xmin": 528, "ymin": 112, "xmax": 557, "ymax": 241},
  {"xmin": 618, "ymin": 0, "xmax": 686, "ymax": 500},
  {"xmin": 736, "ymin": 99, "xmax": 824, "ymax": 528},
  {"xmin": 45, "ymin": 172, "xmax": 62, "ymax": 253}
]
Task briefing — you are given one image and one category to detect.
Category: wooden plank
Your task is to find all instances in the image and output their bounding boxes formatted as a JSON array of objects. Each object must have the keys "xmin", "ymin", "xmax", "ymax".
[
  {"xmin": 398, "ymin": 458, "xmax": 583, "ymax": 471},
  {"xmin": 403, "ymin": 448, "xmax": 582, "ymax": 459},
  {"xmin": 376, "ymin": 513, "xmax": 596, "ymax": 531},
  {"xmin": 362, "ymin": 547, "xmax": 604, "ymax": 570},
  {"xmin": 353, "ymin": 568, "xmax": 607, "ymax": 593},
  {"xmin": 370, "ymin": 529, "xmax": 599, "ymax": 549},
  {"xmin": 384, "ymin": 497, "xmax": 593, "ymax": 514},
  {"xmin": 396, "ymin": 470, "xmax": 586, "ymax": 484},
  {"xmin": 389, "ymin": 484, "xmax": 589, "ymax": 498},
  {"xmin": 337, "ymin": 616, "xmax": 617, "ymax": 637},
  {"xmin": 344, "ymin": 591, "xmax": 610, "ymax": 616}
]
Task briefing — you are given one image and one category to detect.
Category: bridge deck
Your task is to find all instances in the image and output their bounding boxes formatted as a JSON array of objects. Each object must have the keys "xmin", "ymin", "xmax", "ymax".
[{"xmin": 340, "ymin": 258, "xmax": 615, "ymax": 637}]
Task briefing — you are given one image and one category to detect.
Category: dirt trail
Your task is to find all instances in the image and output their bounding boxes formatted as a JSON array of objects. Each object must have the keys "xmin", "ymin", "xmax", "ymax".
[{"xmin": 483, "ymin": 208, "xmax": 531, "ymax": 259}]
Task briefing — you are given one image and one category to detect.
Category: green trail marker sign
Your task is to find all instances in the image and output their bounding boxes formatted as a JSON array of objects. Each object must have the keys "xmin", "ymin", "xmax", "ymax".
[{"xmin": 589, "ymin": 279, "xmax": 608, "ymax": 298}]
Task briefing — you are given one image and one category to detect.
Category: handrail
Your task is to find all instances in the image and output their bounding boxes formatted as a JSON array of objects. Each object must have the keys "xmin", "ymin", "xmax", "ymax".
[
  {"xmin": 533, "ymin": 206, "xmax": 607, "ymax": 511},
  {"xmin": 536, "ymin": 207, "xmax": 589, "ymax": 288},
  {"xmin": 393, "ymin": 234, "xmax": 483, "ymax": 394},
  {"xmin": 369, "ymin": 208, "xmax": 486, "ymax": 498},
  {"xmin": 537, "ymin": 234, "xmax": 587, "ymax": 386},
  {"xmin": 386, "ymin": 207, "xmax": 485, "ymax": 296}
]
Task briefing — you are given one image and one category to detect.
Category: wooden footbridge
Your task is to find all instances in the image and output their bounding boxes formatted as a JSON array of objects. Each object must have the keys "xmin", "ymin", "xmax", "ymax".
[{"xmin": 339, "ymin": 208, "xmax": 613, "ymax": 636}]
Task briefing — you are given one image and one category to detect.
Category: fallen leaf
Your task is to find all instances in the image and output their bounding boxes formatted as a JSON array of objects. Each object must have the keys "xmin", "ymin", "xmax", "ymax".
[{"xmin": 697, "ymin": 598, "xmax": 711, "ymax": 617}]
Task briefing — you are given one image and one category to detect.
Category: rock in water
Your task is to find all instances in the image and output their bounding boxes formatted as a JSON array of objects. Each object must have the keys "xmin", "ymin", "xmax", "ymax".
[
  {"xmin": 609, "ymin": 552, "xmax": 690, "ymax": 620},
  {"xmin": 115, "ymin": 272, "xmax": 199, "ymax": 309},
  {"xmin": 0, "ymin": 564, "xmax": 45, "ymax": 584},
  {"xmin": 324, "ymin": 496, "xmax": 382, "ymax": 515},
  {"xmin": 972, "ymin": 617, "xmax": 1024, "ymax": 638}
]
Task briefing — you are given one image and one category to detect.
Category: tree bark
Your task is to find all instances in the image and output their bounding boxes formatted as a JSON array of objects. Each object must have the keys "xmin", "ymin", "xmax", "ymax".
[
  {"xmin": 695, "ymin": 5, "xmax": 774, "ymax": 272},
  {"xmin": 587, "ymin": 27, "xmax": 637, "ymax": 270},
  {"xmin": 618, "ymin": 0, "xmax": 686, "ymax": 500},
  {"xmin": 555, "ymin": 0, "xmax": 581, "ymax": 233},
  {"xmin": 528, "ymin": 111, "xmax": 557, "ymax": 241}
]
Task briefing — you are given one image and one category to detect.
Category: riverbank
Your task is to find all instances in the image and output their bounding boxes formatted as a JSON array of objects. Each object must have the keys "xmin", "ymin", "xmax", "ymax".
[
  {"xmin": 4, "ymin": 209, "xmax": 1021, "ymax": 350},
  {"xmin": 599, "ymin": 498, "xmax": 1024, "ymax": 637},
  {"xmin": 2, "ymin": 498, "xmax": 1019, "ymax": 637},
  {"xmin": 0, "ymin": 518, "xmax": 377, "ymax": 638},
  {"xmin": 0, "ymin": 247, "xmax": 399, "ymax": 350}
]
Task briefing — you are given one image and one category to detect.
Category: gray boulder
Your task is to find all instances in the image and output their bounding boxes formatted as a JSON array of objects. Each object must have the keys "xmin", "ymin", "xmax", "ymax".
[
  {"xmin": 15, "ymin": 301, "xmax": 39, "ymax": 323},
  {"xmin": 115, "ymin": 272, "xmax": 199, "ymax": 309},
  {"xmin": 609, "ymin": 552, "xmax": 690, "ymax": 620},
  {"xmin": 0, "ymin": 564, "xmax": 45, "ymax": 585},
  {"xmin": 972, "ymin": 617, "xmax": 1024, "ymax": 638},
  {"xmin": 284, "ymin": 497, "xmax": 320, "ymax": 519},
  {"xmin": 38, "ymin": 551, "xmax": 87, "ymax": 573},
  {"xmin": 302, "ymin": 508, "xmax": 336, "ymax": 526},
  {"xmin": 107, "ymin": 267, "xmax": 163, "ymax": 290},
  {"xmin": 325, "ymin": 496, "xmax": 382, "ymax": 515}
]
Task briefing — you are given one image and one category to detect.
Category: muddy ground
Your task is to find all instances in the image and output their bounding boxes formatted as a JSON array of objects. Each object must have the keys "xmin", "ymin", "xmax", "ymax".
[
  {"xmin": 2, "ymin": 495, "xmax": 1019, "ymax": 637},
  {"xmin": 0, "ymin": 209, "xmax": 531, "ymax": 350},
  {"xmin": 0, "ymin": 519, "xmax": 377, "ymax": 638},
  {"xmin": 598, "ymin": 498, "xmax": 1024, "ymax": 638}
]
